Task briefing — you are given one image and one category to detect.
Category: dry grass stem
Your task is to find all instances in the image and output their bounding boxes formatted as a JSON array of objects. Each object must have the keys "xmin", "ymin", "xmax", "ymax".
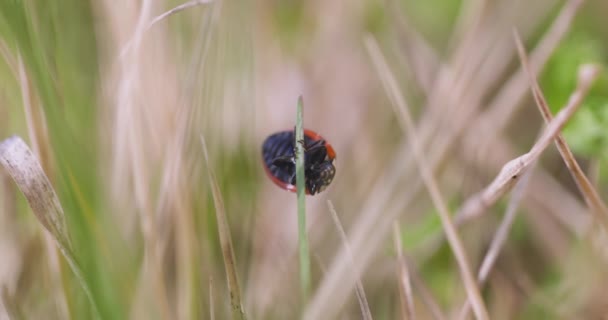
[
  {"xmin": 113, "ymin": 2, "xmax": 174, "ymax": 317},
  {"xmin": 120, "ymin": 0, "xmax": 215, "ymax": 57},
  {"xmin": 327, "ymin": 201, "xmax": 373, "ymax": 320},
  {"xmin": 200, "ymin": 135, "xmax": 246, "ymax": 320},
  {"xmin": 454, "ymin": 63, "xmax": 600, "ymax": 226},
  {"xmin": 0, "ymin": 137, "xmax": 68, "ymax": 244},
  {"xmin": 513, "ymin": 30, "xmax": 608, "ymax": 231},
  {"xmin": 409, "ymin": 269, "xmax": 446, "ymax": 320},
  {"xmin": 302, "ymin": 3, "xmax": 576, "ymax": 316},
  {"xmin": 147, "ymin": 0, "xmax": 214, "ymax": 29},
  {"xmin": 457, "ymin": 168, "xmax": 534, "ymax": 320},
  {"xmin": 0, "ymin": 136, "xmax": 99, "ymax": 318},
  {"xmin": 365, "ymin": 36, "xmax": 489, "ymax": 320},
  {"xmin": 483, "ymin": 0, "xmax": 584, "ymax": 131},
  {"xmin": 393, "ymin": 224, "xmax": 415, "ymax": 320}
]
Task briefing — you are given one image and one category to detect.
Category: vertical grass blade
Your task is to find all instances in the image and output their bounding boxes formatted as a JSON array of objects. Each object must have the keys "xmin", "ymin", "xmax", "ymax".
[
  {"xmin": 200, "ymin": 135, "xmax": 246, "ymax": 320},
  {"xmin": 393, "ymin": 224, "xmax": 415, "ymax": 320},
  {"xmin": 295, "ymin": 96, "xmax": 311, "ymax": 301}
]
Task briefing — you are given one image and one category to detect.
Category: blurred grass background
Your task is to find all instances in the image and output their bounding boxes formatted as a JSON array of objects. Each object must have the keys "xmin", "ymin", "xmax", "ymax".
[{"xmin": 0, "ymin": 0, "xmax": 608, "ymax": 319}]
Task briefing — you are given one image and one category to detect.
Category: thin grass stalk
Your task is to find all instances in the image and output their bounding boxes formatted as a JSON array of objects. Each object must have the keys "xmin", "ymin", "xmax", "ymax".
[
  {"xmin": 365, "ymin": 36, "xmax": 489, "ymax": 320},
  {"xmin": 457, "ymin": 167, "xmax": 534, "ymax": 320},
  {"xmin": 295, "ymin": 96, "xmax": 311, "ymax": 302},
  {"xmin": 327, "ymin": 200, "xmax": 372, "ymax": 320},
  {"xmin": 513, "ymin": 30, "xmax": 608, "ymax": 231},
  {"xmin": 120, "ymin": 0, "xmax": 215, "ymax": 58},
  {"xmin": 453, "ymin": 64, "xmax": 600, "ymax": 226},
  {"xmin": 408, "ymin": 271, "xmax": 446, "ymax": 320},
  {"xmin": 147, "ymin": 0, "xmax": 214, "ymax": 29},
  {"xmin": 200, "ymin": 135, "xmax": 246, "ymax": 320},
  {"xmin": 393, "ymin": 224, "xmax": 415, "ymax": 320}
]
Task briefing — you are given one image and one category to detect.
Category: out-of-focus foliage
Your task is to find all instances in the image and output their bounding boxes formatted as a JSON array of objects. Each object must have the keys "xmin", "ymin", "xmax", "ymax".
[{"xmin": 542, "ymin": 31, "xmax": 608, "ymax": 161}]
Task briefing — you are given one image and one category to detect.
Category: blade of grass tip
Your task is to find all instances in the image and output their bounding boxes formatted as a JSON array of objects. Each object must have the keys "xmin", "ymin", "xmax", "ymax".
[
  {"xmin": 365, "ymin": 36, "xmax": 489, "ymax": 320},
  {"xmin": 146, "ymin": 0, "xmax": 214, "ymax": 30},
  {"xmin": 200, "ymin": 135, "xmax": 246, "ymax": 320},
  {"xmin": 327, "ymin": 200, "xmax": 372, "ymax": 320},
  {"xmin": 120, "ymin": 0, "xmax": 215, "ymax": 58},
  {"xmin": 392, "ymin": 224, "xmax": 415, "ymax": 320},
  {"xmin": 513, "ymin": 30, "xmax": 608, "ymax": 232},
  {"xmin": 295, "ymin": 96, "xmax": 311, "ymax": 301},
  {"xmin": 0, "ymin": 136, "xmax": 100, "ymax": 319}
]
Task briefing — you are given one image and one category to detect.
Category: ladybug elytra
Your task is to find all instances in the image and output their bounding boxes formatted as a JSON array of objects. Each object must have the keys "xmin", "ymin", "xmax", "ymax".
[{"xmin": 262, "ymin": 129, "xmax": 336, "ymax": 195}]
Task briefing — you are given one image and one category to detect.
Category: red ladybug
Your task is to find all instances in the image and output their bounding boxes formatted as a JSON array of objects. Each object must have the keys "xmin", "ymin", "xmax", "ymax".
[{"xmin": 262, "ymin": 129, "xmax": 336, "ymax": 195}]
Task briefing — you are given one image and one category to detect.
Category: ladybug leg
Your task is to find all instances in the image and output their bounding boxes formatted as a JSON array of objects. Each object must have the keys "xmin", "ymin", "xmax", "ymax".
[
  {"xmin": 305, "ymin": 139, "xmax": 324, "ymax": 151},
  {"xmin": 306, "ymin": 144, "xmax": 328, "ymax": 164},
  {"xmin": 308, "ymin": 182, "xmax": 318, "ymax": 195}
]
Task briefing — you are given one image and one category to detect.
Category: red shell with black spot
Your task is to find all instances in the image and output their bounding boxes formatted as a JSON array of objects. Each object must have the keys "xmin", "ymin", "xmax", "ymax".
[{"xmin": 262, "ymin": 129, "xmax": 336, "ymax": 195}]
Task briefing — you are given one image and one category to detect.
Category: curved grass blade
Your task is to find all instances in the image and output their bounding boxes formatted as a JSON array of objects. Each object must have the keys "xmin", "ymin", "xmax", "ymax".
[
  {"xmin": 200, "ymin": 135, "xmax": 246, "ymax": 320},
  {"xmin": 0, "ymin": 136, "xmax": 100, "ymax": 319}
]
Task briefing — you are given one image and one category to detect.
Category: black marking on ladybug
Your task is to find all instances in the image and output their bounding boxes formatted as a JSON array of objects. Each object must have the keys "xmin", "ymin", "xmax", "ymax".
[{"xmin": 262, "ymin": 129, "xmax": 336, "ymax": 195}]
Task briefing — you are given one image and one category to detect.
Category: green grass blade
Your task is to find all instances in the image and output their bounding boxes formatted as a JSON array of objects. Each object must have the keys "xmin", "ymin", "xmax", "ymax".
[{"xmin": 295, "ymin": 96, "xmax": 311, "ymax": 302}]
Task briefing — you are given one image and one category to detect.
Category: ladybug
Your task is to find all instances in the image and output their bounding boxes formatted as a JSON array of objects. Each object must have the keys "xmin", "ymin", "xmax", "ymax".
[{"xmin": 262, "ymin": 129, "xmax": 336, "ymax": 195}]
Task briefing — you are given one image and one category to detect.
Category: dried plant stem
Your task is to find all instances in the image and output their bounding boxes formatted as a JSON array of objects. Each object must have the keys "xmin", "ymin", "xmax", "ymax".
[
  {"xmin": 147, "ymin": 0, "xmax": 214, "ymax": 29},
  {"xmin": 409, "ymin": 268, "xmax": 446, "ymax": 320},
  {"xmin": 200, "ymin": 135, "xmax": 246, "ymax": 320},
  {"xmin": 120, "ymin": 0, "xmax": 215, "ymax": 57},
  {"xmin": 303, "ymin": 3, "xmax": 580, "ymax": 317},
  {"xmin": 454, "ymin": 64, "xmax": 600, "ymax": 226},
  {"xmin": 451, "ymin": 62, "xmax": 600, "ymax": 318},
  {"xmin": 457, "ymin": 168, "xmax": 534, "ymax": 320},
  {"xmin": 295, "ymin": 96, "xmax": 311, "ymax": 301},
  {"xmin": 0, "ymin": 136, "xmax": 100, "ymax": 319},
  {"xmin": 393, "ymin": 224, "xmax": 415, "ymax": 320},
  {"xmin": 365, "ymin": 36, "xmax": 489, "ymax": 320},
  {"xmin": 327, "ymin": 201, "xmax": 372, "ymax": 320},
  {"xmin": 513, "ymin": 30, "xmax": 608, "ymax": 231}
]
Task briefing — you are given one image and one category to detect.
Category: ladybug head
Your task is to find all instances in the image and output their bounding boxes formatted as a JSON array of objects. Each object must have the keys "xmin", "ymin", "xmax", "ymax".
[
  {"xmin": 305, "ymin": 160, "xmax": 336, "ymax": 195},
  {"xmin": 303, "ymin": 142, "xmax": 336, "ymax": 195}
]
